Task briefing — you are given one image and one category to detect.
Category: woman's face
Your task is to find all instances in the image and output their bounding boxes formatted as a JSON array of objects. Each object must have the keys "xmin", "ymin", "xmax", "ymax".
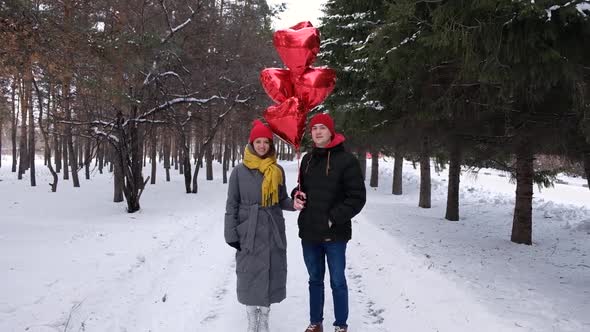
[{"xmin": 252, "ymin": 137, "xmax": 271, "ymax": 157}]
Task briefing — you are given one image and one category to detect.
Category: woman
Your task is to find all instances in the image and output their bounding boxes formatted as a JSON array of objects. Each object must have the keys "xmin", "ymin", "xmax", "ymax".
[{"xmin": 224, "ymin": 119, "xmax": 297, "ymax": 332}]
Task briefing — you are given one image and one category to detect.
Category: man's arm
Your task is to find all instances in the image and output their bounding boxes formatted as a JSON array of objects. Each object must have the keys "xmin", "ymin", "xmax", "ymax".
[{"xmin": 329, "ymin": 156, "xmax": 366, "ymax": 224}]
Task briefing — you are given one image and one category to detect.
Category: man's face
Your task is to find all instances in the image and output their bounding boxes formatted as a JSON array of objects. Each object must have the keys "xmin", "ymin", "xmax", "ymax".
[{"xmin": 311, "ymin": 124, "xmax": 332, "ymax": 148}]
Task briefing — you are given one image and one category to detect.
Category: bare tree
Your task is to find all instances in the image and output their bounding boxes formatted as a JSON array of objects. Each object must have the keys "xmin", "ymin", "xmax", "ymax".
[{"xmin": 32, "ymin": 75, "xmax": 58, "ymax": 191}]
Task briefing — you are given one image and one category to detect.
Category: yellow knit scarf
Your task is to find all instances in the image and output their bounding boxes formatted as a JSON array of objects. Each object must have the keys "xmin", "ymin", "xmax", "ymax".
[{"xmin": 243, "ymin": 145, "xmax": 283, "ymax": 207}]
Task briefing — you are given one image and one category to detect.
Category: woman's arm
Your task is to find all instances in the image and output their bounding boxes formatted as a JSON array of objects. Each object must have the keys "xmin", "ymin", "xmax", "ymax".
[
  {"xmin": 278, "ymin": 166, "xmax": 295, "ymax": 211},
  {"xmin": 224, "ymin": 166, "xmax": 241, "ymax": 243}
]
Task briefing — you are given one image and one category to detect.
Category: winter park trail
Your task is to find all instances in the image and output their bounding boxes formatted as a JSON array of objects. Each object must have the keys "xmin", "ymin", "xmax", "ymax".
[
  {"xmin": 3, "ymin": 161, "xmax": 588, "ymax": 332},
  {"xmin": 171, "ymin": 211, "xmax": 520, "ymax": 332},
  {"xmin": 56, "ymin": 195, "xmax": 237, "ymax": 331},
  {"xmin": 52, "ymin": 202, "xmax": 516, "ymax": 332}
]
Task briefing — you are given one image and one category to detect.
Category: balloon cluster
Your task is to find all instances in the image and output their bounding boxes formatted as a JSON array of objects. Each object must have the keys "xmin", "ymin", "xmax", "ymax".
[{"xmin": 260, "ymin": 21, "xmax": 336, "ymax": 150}]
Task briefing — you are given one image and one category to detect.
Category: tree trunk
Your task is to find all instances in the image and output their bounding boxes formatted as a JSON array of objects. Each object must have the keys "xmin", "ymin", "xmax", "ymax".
[
  {"xmin": 223, "ymin": 141, "xmax": 230, "ymax": 184},
  {"xmin": 150, "ymin": 131, "xmax": 157, "ymax": 184},
  {"xmin": 357, "ymin": 148, "xmax": 367, "ymax": 181},
  {"xmin": 193, "ymin": 136, "xmax": 214, "ymax": 193},
  {"xmin": 64, "ymin": 84, "xmax": 80, "ymax": 187},
  {"xmin": 84, "ymin": 138, "xmax": 91, "ymax": 180},
  {"xmin": 11, "ymin": 80, "xmax": 17, "ymax": 173},
  {"xmin": 206, "ymin": 108, "xmax": 213, "ymax": 180},
  {"xmin": 44, "ymin": 143, "xmax": 49, "ymax": 166},
  {"xmin": 179, "ymin": 143, "xmax": 184, "ymax": 175},
  {"xmin": 62, "ymin": 78, "xmax": 80, "ymax": 188},
  {"xmin": 164, "ymin": 136, "xmax": 171, "ymax": 182},
  {"xmin": 113, "ymin": 102, "xmax": 147, "ymax": 213},
  {"xmin": 63, "ymin": 136, "xmax": 70, "ymax": 179},
  {"xmin": 27, "ymin": 74, "xmax": 36, "ymax": 187},
  {"xmin": 206, "ymin": 143, "xmax": 213, "ymax": 180},
  {"xmin": 173, "ymin": 139, "xmax": 178, "ymax": 170},
  {"xmin": 32, "ymin": 76, "xmax": 58, "ymax": 192},
  {"xmin": 18, "ymin": 77, "xmax": 28, "ymax": 180},
  {"xmin": 511, "ymin": 139, "xmax": 534, "ymax": 245},
  {"xmin": 419, "ymin": 136, "xmax": 431, "ymax": 208},
  {"xmin": 183, "ymin": 150, "xmax": 191, "ymax": 193},
  {"xmin": 97, "ymin": 143, "xmax": 104, "ymax": 174},
  {"xmin": 193, "ymin": 126, "xmax": 199, "ymax": 165},
  {"xmin": 113, "ymin": 147, "xmax": 124, "ymax": 202},
  {"xmin": 445, "ymin": 137, "xmax": 462, "ymax": 221},
  {"xmin": 180, "ymin": 132, "xmax": 192, "ymax": 193},
  {"xmin": 143, "ymin": 141, "xmax": 147, "ymax": 167},
  {"xmin": 122, "ymin": 106, "xmax": 145, "ymax": 213},
  {"xmin": 392, "ymin": 149, "xmax": 403, "ymax": 195},
  {"xmin": 369, "ymin": 148, "xmax": 379, "ymax": 187},
  {"xmin": 54, "ymin": 133, "xmax": 61, "ymax": 173},
  {"xmin": 62, "ymin": 1, "xmax": 77, "ymax": 186},
  {"xmin": 50, "ymin": 87, "xmax": 61, "ymax": 174},
  {"xmin": 77, "ymin": 139, "xmax": 83, "ymax": 168},
  {"xmin": 584, "ymin": 151, "xmax": 590, "ymax": 190}
]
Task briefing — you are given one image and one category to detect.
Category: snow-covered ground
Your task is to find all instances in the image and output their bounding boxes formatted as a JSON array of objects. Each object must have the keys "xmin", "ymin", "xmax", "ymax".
[{"xmin": 0, "ymin": 154, "xmax": 588, "ymax": 332}]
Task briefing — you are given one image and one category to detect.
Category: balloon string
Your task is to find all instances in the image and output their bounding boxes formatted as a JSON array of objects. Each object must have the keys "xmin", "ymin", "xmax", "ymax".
[{"xmin": 296, "ymin": 147, "xmax": 301, "ymax": 193}]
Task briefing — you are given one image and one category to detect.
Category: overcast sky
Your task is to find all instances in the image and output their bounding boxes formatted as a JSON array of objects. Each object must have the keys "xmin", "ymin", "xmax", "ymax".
[{"xmin": 267, "ymin": 0, "xmax": 326, "ymax": 29}]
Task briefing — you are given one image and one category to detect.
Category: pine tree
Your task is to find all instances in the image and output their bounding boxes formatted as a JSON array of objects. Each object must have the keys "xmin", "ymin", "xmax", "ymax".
[{"xmin": 318, "ymin": 0, "xmax": 388, "ymax": 152}]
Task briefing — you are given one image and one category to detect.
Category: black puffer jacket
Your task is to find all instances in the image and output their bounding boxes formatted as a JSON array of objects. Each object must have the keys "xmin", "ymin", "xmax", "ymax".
[{"xmin": 295, "ymin": 139, "xmax": 366, "ymax": 242}]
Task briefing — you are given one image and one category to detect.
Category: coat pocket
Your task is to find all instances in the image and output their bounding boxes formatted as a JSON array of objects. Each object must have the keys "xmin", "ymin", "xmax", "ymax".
[
  {"xmin": 238, "ymin": 206, "xmax": 250, "ymax": 223},
  {"xmin": 236, "ymin": 220, "xmax": 249, "ymax": 243},
  {"xmin": 312, "ymin": 212, "xmax": 330, "ymax": 235}
]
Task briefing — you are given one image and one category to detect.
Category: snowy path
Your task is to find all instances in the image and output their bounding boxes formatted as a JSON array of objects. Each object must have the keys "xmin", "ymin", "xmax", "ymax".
[
  {"xmin": 2, "ymin": 159, "xmax": 588, "ymax": 332},
  {"xmin": 61, "ymin": 187, "xmax": 238, "ymax": 331},
  {"xmin": 61, "ymin": 204, "xmax": 517, "ymax": 332}
]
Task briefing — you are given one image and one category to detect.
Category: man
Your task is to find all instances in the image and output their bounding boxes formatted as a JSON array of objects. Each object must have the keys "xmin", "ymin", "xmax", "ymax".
[{"xmin": 293, "ymin": 113, "xmax": 366, "ymax": 332}]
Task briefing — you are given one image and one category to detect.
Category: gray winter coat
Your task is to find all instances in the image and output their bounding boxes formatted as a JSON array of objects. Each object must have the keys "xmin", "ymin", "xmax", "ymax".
[{"xmin": 224, "ymin": 161, "xmax": 294, "ymax": 306}]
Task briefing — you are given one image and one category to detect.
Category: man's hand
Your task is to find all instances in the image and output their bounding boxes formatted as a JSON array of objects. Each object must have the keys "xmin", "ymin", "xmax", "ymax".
[{"xmin": 294, "ymin": 191, "xmax": 307, "ymax": 211}]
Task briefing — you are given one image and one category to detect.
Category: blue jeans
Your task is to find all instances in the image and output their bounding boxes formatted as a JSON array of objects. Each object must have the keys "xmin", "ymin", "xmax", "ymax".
[{"xmin": 302, "ymin": 240, "xmax": 348, "ymax": 327}]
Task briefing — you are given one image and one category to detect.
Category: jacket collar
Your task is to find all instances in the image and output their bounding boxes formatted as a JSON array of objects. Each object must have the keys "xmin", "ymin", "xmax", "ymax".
[
  {"xmin": 313, "ymin": 133, "xmax": 345, "ymax": 149},
  {"xmin": 312, "ymin": 134, "xmax": 346, "ymax": 156}
]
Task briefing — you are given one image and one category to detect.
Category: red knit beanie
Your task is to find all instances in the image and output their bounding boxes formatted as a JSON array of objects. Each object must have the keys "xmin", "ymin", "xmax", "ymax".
[
  {"xmin": 309, "ymin": 113, "xmax": 335, "ymax": 138},
  {"xmin": 249, "ymin": 119, "xmax": 274, "ymax": 143}
]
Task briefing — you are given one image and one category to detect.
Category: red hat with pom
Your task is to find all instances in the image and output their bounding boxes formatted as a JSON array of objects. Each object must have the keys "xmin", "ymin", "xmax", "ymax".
[
  {"xmin": 249, "ymin": 119, "xmax": 274, "ymax": 143},
  {"xmin": 309, "ymin": 113, "xmax": 336, "ymax": 138}
]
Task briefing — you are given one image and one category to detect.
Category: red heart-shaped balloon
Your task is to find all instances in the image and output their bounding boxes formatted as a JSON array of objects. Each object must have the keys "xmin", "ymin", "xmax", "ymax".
[
  {"xmin": 273, "ymin": 22, "xmax": 320, "ymax": 77},
  {"xmin": 263, "ymin": 97, "xmax": 307, "ymax": 149},
  {"xmin": 260, "ymin": 68, "xmax": 294, "ymax": 104},
  {"xmin": 294, "ymin": 67, "xmax": 337, "ymax": 110}
]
